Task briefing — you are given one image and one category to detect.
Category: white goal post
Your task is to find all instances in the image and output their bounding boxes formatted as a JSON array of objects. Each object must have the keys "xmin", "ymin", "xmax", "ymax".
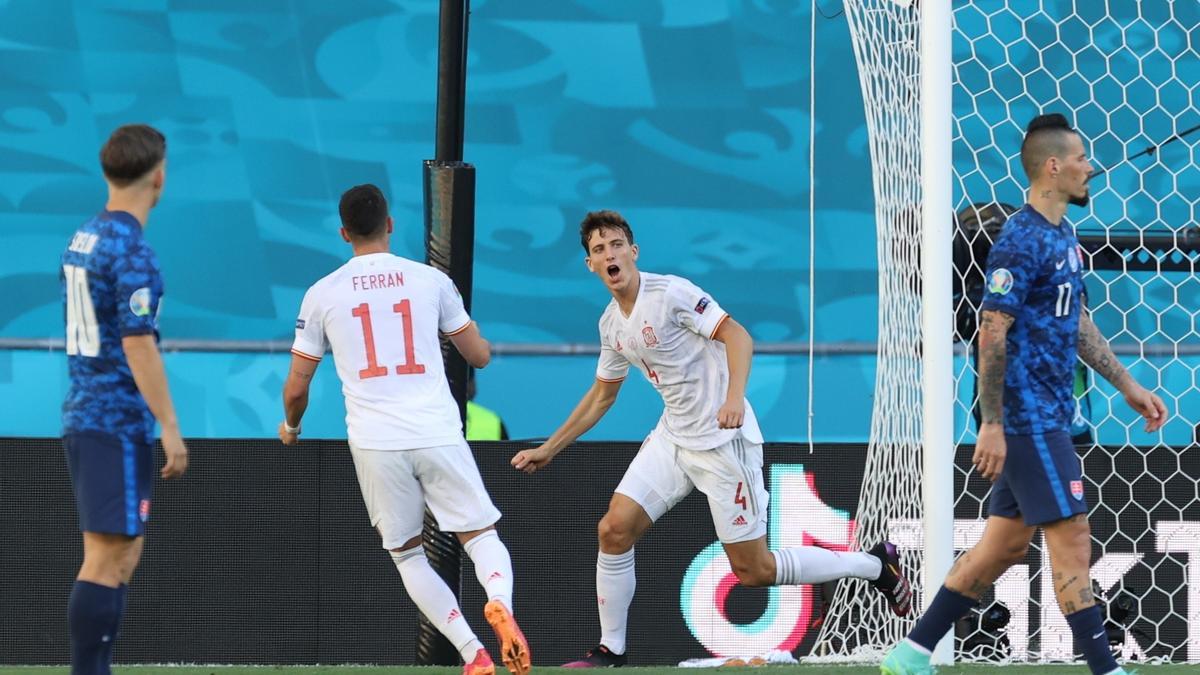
[{"xmin": 814, "ymin": 0, "xmax": 1200, "ymax": 666}]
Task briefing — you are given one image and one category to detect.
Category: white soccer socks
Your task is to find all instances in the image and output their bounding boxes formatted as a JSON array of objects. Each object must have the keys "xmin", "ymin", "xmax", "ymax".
[
  {"xmin": 463, "ymin": 529, "xmax": 515, "ymax": 613},
  {"xmin": 596, "ymin": 548, "xmax": 637, "ymax": 655},
  {"xmin": 391, "ymin": 547, "xmax": 484, "ymax": 662},
  {"xmin": 772, "ymin": 546, "xmax": 883, "ymax": 585}
]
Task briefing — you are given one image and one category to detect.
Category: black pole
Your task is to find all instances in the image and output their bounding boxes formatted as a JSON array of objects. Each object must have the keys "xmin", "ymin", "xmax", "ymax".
[
  {"xmin": 416, "ymin": 0, "xmax": 474, "ymax": 667},
  {"xmin": 435, "ymin": 0, "xmax": 470, "ymax": 162}
]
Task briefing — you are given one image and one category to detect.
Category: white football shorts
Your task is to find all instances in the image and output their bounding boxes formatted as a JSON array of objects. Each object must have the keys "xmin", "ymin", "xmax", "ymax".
[
  {"xmin": 348, "ymin": 439, "xmax": 501, "ymax": 549},
  {"xmin": 615, "ymin": 427, "xmax": 768, "ymax": 544}
]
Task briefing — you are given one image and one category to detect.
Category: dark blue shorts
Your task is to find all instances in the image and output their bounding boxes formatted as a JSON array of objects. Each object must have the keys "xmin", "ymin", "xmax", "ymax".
[
  {"xmin": 63, "ymin": 431, "xmax": 154, "ymax": 536},
  {"xmin": 988, "ymin": 430, "xmax": 1087, "ymax": 526}
]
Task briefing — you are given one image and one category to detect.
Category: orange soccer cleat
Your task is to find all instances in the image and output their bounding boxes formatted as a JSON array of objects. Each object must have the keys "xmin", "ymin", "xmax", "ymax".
[
  {"xmin": 463, "ymin": 648, "xmax": 496, "ymax": 675},
  {"xmin": 484, "ymin": 600, "xmax": 532, "ymax": 675}
]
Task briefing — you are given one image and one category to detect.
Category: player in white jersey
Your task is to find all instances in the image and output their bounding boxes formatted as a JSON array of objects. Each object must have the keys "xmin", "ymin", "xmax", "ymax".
[
  {"xmin": 512, "ymin": 211, "xmax": 913, "ymax": 667},
  {"xmin": 279, "ymin": 184, "xmax": 531, "ymax": 675}
]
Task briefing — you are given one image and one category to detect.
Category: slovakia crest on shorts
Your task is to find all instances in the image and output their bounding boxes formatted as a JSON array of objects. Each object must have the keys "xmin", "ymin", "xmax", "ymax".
[
  {"xmin": 139, "ymin": 499, "xmax": 151, "ymax": 522},
  {"xmin": 1070, "ymin": 480, "xmax": 1084, "ymax": 501},
  {"xmin": 642, "ymin": 325, "xmax": 658, "ymax": 347}
]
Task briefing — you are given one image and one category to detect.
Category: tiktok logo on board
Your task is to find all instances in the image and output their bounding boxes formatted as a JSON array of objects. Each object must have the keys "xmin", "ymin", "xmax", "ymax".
[{"xmin": 679, "ymin": 465, "xmax": 854, "ymax": 656}]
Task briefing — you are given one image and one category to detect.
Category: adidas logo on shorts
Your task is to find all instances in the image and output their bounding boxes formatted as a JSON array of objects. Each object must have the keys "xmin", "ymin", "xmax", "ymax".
[{"xmin": 732, "ymin": 515, "xmax": 748, "ymax": 526}]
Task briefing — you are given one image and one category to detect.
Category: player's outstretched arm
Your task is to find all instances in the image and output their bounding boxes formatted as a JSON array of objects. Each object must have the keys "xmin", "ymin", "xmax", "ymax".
[
  {"xmin": 1077, "ymin": 312, "xmax": 1167, "ymax": 432},
  {"xmin": 123, "ymin": 334, "xmax": 188, "ymax": 479},
  {"xmin": 448, "ymin": 321, "xmax": 490, "ymax": 368},
  {"xmin": 974, "ymin": 310, "xmax": 1013, "ymax": 481},
  {"xmin": 280, "ymin": 354, "xmax": 319, "ymax": 445},
  {"xmin": 712, "ymin": 317, "xmax": 752, "ymax": 429},
  {"xmin": 511, "ymin": 377, "xmax": 623, "ymax": 474}
]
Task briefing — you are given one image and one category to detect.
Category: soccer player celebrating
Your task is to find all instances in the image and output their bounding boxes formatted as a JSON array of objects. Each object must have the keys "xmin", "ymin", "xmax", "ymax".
[
  {"xmin": 512, "ymin": 210, "xmax": 912, "ymax": 667},
  {"xmin": 881, "ymin": 114, "xmax": 1167, "ymax": 675},
  {"xmin": 61, "ymin": 124, "xmax": 188, "ymax": 675},
  {"xmin": 279, "ymin": 184, "xmax": 530, "ymax": 675}
]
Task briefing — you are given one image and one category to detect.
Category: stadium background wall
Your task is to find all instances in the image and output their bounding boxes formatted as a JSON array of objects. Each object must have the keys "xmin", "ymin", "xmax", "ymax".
[{"xmin": 2, "ymin": 439, "xmax": 1196, "ymax": 665}]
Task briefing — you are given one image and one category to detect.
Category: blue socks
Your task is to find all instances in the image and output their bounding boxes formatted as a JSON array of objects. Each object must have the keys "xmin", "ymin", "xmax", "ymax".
[
  {"xmin": 905, "ymin": 588, "xmax": 1117, "ymax": 674},
  {"xmin": 1066, "ymin": 605, "xmax": 1119, "ymax": 674},
  {"xmin": 99, "ymin": 584, "xmax": 127, "ymax": 674},
  {"xmin": 68, "ymin": 580, "xmax": 122, "ymax": 675},
  {"xmin": 907, "ymin": 585, "xmax": 978, "ymax": 652}
]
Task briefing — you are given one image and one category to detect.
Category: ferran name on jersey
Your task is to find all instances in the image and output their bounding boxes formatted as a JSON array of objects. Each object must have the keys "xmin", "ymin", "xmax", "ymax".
[{"xmin": 351, "ymin": 271, "xmax": 405, "ymax": 292}]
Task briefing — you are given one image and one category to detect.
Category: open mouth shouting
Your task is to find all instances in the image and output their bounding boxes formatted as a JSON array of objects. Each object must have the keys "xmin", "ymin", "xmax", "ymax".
[{"xmin": 606, "ymin": 264, "xmax": 621, "ymax": 280}]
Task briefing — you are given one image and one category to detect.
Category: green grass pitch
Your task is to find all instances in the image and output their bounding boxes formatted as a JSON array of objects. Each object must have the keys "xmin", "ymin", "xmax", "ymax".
[{"xmin": 2, "ymin": 666, "xmax": 1200, "ymax": 674}]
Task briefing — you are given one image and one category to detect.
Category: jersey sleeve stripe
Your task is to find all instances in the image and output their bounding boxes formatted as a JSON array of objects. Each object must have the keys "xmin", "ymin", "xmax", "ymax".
[
  {"xmin": 979, "ymin": 303, "xmax": 1020, "ymax": 318},
  {"xmin": 596, "ymin": 375, "xmax": 626, "ymax": 383},
  {"xmin": 444, "ymin": 320, "xmax": 472, "ymax": 336},
  {"xmin": 708, "ymin": 314, "xmax": 731, "ymax": 340},
  {"xmin": 291, "ymin": 348, "xmax": 322, "ymax": 362}
]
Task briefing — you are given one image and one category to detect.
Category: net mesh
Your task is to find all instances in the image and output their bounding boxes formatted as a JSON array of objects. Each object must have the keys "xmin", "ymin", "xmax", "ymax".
[
  {"xmin": 814, "ymin": 1, "xmax": 1200, "ymax": 665},
  {"xmin": 807, "ymin": 0, "xmax": 924, "ymax": 663}
]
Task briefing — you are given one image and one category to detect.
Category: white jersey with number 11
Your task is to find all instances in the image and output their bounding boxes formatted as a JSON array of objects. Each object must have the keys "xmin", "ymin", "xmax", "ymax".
[{"xmin": 291, "ymin": 252, "xmax": 470, "ymax": 450}]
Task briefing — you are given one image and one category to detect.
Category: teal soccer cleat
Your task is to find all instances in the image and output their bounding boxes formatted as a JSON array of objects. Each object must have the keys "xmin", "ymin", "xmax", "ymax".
[{"xmin": 880, "ymin": 641, "xmax": 936, "ymax": 675}]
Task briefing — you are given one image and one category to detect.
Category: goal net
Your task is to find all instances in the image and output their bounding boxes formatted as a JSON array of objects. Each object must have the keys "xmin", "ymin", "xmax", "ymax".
[{"xmin": 813, "ymin": 1, "xmax": 1200, "ymax": 665}]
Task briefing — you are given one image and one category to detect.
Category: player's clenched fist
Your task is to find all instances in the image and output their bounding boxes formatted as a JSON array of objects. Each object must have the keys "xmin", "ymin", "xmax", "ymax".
[
  {"xmin": 716, "ymin": 398, "xmax": 744, "ymax": 429},
  {"xmin": 512, "ymin": 445, "xmax": 556, "ymax": 474}
]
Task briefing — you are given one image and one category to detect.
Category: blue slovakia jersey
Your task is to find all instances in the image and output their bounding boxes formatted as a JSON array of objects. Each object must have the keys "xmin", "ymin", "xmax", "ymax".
[
  {"xmin": 981, "ymin": 204, "xmax": 1085, "ymax": 435},
  {"xmin": 61, "ymin": 211, "xmax": 164, "ymax": 445}
]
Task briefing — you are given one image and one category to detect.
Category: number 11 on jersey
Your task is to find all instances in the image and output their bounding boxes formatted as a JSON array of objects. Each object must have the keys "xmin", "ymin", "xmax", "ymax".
[{"xmin": 352, "ymin": 300, "xmax": 426, "ymax": 380}]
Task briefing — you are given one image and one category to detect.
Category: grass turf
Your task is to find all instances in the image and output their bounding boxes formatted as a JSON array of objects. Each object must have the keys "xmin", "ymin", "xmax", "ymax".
[{"xmin": 2, "ymin": 662, "xmax": 1200, "ymax": 667}]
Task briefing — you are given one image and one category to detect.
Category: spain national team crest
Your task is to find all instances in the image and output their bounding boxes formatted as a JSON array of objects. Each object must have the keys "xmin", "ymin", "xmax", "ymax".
[
  {"xmin": 642, "ymin": 325, "xmax": 659, "ymax": 347},
  {"xmin": 1070, "ymin": 480, "xmax": 1084, "ymax": 501}
]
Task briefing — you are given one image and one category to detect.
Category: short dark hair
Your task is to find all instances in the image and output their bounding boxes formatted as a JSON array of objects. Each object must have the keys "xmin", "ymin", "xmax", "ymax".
[
  {"xmin": 339, "ymin": 184, "xmax": 389, "ymax": 239},
  {"xmin": 579, "ymin": 210, "xmax": 635, "ymax": 252},
  {"xmin": 1020, "ymin": 113, "xmax": 1077, "ymax": 180},
  {"xmin": 100, "ymin": 124, "xmax": 166, "ymax": 187}
]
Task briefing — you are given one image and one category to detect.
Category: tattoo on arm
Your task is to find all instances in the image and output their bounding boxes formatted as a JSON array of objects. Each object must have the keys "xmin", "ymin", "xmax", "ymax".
[
  {"xmin": 1079, "ymin": 585, "xmax": 1094, "ymax": 605},
  {"xmin": 978, "ymin": 311, "xmax": 1014, "ymax": 425},
  {"xmin": 1058, "ymin": 575, "xmax": 1079, "ymax": 594},
  {"xmin": 1065, "ymin": 601, "xmax": 1077, "ymax": 614},
  {"xmin": 1077, "ymin": 313, "xmax": 1131, "ymax": 389}
]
